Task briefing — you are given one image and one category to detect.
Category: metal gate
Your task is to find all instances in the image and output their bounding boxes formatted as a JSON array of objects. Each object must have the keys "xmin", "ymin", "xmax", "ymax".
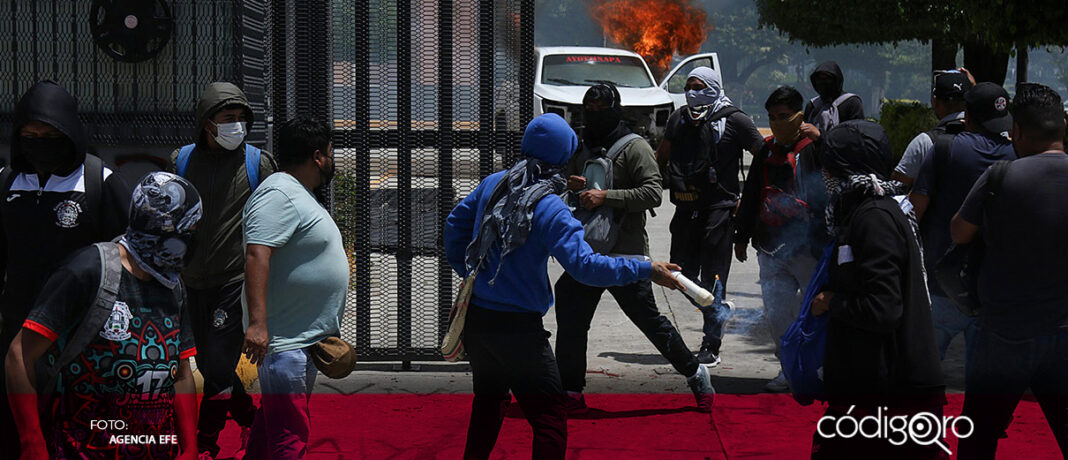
[
  {"xmin": 330, "ymin": 0, "xmax": 535, "ymax": 362},
  {"xmin": 0, "ymin": 0, "xmax": 534, "ymax": 363}
]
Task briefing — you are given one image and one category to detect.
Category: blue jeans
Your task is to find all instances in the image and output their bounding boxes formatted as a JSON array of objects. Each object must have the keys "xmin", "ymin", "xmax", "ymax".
[
  {"xmin": 245, "ymin": 348, "xmax": 318, "ymax": 460},
  {"xmin": 959, "ymin": 328, "xmax": 1068, "ymax": 459},
  {"xmin": 757, "ymin": 251, "xmax": 818, "ymax": 358},
  {"xmin": 930, "ymin": 294, "xmax": 977, "ymax": 363},
  {"xmin": 669, "ymin": 207, "xmax": 734, "ymax": 353}
]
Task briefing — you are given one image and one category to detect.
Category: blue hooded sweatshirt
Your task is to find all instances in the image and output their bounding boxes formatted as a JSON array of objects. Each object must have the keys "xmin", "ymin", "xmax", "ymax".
[{"xmin": 443, "ymin": 114, "xmax": 651, "ymax": 314}]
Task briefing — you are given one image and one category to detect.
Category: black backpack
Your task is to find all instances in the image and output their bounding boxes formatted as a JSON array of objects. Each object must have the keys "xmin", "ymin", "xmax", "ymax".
[
  {"xmin": 917, "ymin": 120, "xmax": 964, "ymax": 234},
  {"xmin": 667, "ymin": 106, "xmax": 742, "ymax": 209},
  {"xmin": 927, "ymin": 119, "xmax": 966, "ymax": 173},
  {"xmin": 931, "ymin": 160, "xmax": 1011, "ymax": 317}
]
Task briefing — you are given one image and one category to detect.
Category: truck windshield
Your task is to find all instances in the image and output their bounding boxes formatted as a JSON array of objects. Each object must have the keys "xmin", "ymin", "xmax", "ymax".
[{"xmin": 540, "ymin": 55, "xmax": 654, "ymax": 88}]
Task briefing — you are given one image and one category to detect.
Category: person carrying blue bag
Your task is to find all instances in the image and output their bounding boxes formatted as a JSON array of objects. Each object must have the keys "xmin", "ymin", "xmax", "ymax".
[
  {"xmin": 779, "ymin": 238, "xmax": 835, "ymax": 405},
  {"xmin": 785, "ymin": 120, "xmax": 945, "ymax": 459}
]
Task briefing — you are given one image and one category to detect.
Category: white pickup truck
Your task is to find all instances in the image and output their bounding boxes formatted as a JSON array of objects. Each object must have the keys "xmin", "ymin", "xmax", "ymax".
[{"xmin": 496, "ymin": 46, "xmax": 721, "ymax": 146}]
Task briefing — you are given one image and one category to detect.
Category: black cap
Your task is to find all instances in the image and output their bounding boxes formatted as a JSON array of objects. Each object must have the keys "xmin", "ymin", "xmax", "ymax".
[
  {"xmin": 965, "ymin": 82, "xmax": 1013, "ymax": 136},
  {"xmin": 932, "ymin": 71, "xmax": 971, "ymax": 100}
]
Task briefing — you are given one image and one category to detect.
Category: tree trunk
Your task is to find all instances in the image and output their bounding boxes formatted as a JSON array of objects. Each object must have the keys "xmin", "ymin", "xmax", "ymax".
[
  {"xmin": 931, "ymin": 37, "xmax": 958, "ymax": 71},
  {"xmin": 963, "ymin": 39, "xmax": 1010, "ymax": 85},
  {"xmin": 1017, "ymin": 44, "xmax": 1029, "ymax": 83}
]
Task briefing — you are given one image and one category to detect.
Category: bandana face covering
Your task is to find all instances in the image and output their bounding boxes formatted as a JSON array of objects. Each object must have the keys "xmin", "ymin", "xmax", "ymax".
[
  {"xmin": 120, "ymin": 172, "xmax": 203, "ymax": 289},
  {"xmin": 684, "ymin": 67, "xmax": 733, "ymax": 138},
  {"xmin": 583, "ymin": 108, "xmax": 622, "ymax": 148},
  {"xmin": 686, "ymin": 87, "xmax": 720, "ymax": 109},
  {"xmin": 120, "ymin": 231, "xmax": 193, "ymax": 289},
  {"xmin": 769, "ymin": 112, "xmax": 804, "ymax": 145}
]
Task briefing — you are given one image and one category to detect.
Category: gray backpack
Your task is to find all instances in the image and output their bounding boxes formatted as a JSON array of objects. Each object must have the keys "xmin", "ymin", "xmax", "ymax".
[
  {"xmin": 809, "ymin": 93, "xmax": 857, "ymax": 133},
  {"xmin": 572, "ymin": 133, "xmax": 642, "ymax": 253}
]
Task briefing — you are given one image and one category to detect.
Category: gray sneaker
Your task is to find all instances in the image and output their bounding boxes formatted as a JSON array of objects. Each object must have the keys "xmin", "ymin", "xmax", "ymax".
[{"xmin": 686, "ymin": 364, "xmax": 715, "ymax": 412}]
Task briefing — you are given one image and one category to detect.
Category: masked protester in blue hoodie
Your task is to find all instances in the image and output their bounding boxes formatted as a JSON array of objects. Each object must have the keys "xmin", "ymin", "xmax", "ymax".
[{"xmin": 445, "ymin": 114, "xmax": 702, "ymax": 460}]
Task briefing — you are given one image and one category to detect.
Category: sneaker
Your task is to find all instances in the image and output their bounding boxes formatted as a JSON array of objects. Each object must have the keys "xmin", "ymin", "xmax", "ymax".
[
  {"xmin": 686, "ymin": 364, "xmax": 715, "ymax": 413},
  {"xmin": 764, "ymin": 370, "xmax": 790, "ymax": 393},
  {"xmin": 696, "ymin": 346, "xmax": 721, "ymax": 367},
  {"xmin": 563, "ymin": 391, "xmax": 589, "ymax": 415}
]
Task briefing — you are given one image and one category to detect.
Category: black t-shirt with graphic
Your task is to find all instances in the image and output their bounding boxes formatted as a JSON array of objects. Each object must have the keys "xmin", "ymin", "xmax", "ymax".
[{"xmin": 22, "ymin": 246, "xmax": 195, "ymax": 459}]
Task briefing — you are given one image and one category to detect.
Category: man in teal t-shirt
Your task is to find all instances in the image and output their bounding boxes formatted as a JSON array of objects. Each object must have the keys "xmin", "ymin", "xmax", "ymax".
[{"xmin": 241, "ymin": 117, "xmax": 349, "ymax": 459}]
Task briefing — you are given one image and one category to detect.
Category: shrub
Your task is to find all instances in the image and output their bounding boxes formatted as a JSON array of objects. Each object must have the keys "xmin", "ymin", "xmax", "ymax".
[
  {"xmin": 332, "ymin": 171, "xmax": 360, "ymax": 289},
  {"xmin": 879, "ymin": 99, "xmax": 938, "ymax": 165}
]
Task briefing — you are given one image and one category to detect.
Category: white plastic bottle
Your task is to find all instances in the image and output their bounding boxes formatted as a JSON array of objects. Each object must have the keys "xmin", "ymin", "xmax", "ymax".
[{"xmin": 670, "ymin": 271, "xmax": 715, "ymax": 306}]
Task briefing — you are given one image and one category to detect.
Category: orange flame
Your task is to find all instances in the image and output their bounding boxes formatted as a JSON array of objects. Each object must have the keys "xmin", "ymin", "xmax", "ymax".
[{"xmin": 590, "ymin": 0, "xmax": 709, "ymax": 80}]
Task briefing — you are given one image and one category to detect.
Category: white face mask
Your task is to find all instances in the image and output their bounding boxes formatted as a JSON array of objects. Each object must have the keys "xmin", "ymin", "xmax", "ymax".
[{"xmin": 211, "ymin": 121, "xmax": 247, "ymax": 150}]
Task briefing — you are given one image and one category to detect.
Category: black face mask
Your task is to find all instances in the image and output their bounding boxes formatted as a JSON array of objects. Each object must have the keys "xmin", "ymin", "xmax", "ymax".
[
  {"xmin": 20, "ymin": 136, "xmax": 73, "ymax": 174},
  {"xmin": 582, "ymin": 109, "xmax": 622, "ymax": 148},
  {"xmin": 813, "ymin": 79, "xmax": 839, "ymax": 100}
]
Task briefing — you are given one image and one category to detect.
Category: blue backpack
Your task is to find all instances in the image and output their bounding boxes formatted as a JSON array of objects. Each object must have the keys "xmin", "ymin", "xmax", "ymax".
[
  {"xmin": 176, "ymin": 143, "xmax": 262, "ymax": 191},
  {"xmin": 779, "ymin": 239, "xmax": 835, "ymax": 405}
]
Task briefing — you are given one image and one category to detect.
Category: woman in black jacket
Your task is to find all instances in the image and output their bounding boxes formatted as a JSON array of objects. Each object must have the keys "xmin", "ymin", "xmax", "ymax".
[{"xmin": 809, "ymin": 120, "xmax": 946, "ymax": 459}]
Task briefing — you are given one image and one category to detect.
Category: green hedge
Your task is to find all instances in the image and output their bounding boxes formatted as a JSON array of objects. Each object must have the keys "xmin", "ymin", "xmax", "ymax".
[{"xmin": 879, "ymin": 99, "xmax": 938, "ymax": 165}]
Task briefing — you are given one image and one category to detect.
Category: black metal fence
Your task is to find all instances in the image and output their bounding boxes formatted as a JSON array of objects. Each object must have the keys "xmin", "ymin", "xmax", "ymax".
[
  {"xmin": 331, "ymin": 0, "xmax": 534, "ymax": 362},
  {"xmin": 0, "ymin": 0, "xmax": 532, "ymax": 363}
]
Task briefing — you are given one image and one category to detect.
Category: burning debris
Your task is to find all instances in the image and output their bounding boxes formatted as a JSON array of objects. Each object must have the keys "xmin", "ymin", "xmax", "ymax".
[{"xmin": 590, "ymin": 0, "xmax": 710, "ymax": 80}]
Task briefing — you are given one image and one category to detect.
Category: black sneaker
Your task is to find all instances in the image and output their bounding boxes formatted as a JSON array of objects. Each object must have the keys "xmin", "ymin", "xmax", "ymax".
[
  {"xmin": 697, "ymin": 346, "xmax": 721, "ymax": 367},
  {"xmin": 563, "ymin": 391, "xmax": 589, "ymax": 415}
]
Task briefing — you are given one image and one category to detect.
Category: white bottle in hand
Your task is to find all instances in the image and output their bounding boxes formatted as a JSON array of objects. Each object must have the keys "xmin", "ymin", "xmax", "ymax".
[{"xmin": 670, "ymin": 271, "xmax": 715, "ymax": 306}]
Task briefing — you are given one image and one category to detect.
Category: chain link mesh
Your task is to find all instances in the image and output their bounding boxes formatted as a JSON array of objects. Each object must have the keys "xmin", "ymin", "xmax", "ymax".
[
  {"xmin": 333, "ymin": 0, "xmax": 532, "ymax": 361},
  {"xmin": 0, "ymin": 0, "xmax": 271, "ymax": 146}
]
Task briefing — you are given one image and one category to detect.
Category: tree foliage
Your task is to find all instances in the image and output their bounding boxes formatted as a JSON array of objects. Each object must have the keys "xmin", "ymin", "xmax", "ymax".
[
  {"xmin": 754, "ymin": 0, "xmax": 956, "ymax": 47},
  {"xmin": 755, "ymin": 0, "xmax": 1068, "ymax": 84},
  {"xmin": 703, "ymin": 0, "xmax": 793, "ymax": 90},
  {"xmin": 755, "ymin": 0, "xmax": 1068, "ymax": 52}
]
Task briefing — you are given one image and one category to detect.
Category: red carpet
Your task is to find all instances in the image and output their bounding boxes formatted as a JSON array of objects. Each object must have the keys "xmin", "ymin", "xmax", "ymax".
[{"xmin": 215, "ymin": 394, "xmax": 1061, "ymax": 459}]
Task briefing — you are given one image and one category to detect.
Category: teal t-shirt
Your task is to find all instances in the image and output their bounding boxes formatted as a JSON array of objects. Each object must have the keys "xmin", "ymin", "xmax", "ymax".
[{"xmin": 243, "ymin": 172, "xmax": 350, "ymax": 354}]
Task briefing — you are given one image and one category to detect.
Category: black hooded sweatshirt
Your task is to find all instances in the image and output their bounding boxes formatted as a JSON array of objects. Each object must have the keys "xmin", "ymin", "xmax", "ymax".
[
  {"xmin": 803, "ymin": 61, "xmax": 865, "ymax": 128},
  {"xmin": 0, "ymin": 81, "xmax": 129, "ymax": 343},
  {"xmin": 818, "ymin": 120, "xmax": 944, "ymax": 407}
]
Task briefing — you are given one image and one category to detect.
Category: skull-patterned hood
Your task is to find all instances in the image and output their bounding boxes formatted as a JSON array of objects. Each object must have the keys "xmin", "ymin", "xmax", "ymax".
[{"xmin": 119, "ymin": 172, "xmax": 203, "ymax": 289}]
